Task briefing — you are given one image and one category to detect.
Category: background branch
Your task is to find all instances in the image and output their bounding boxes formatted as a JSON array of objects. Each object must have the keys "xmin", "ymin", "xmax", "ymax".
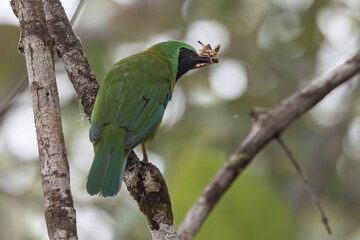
[
  {"xmin": 276, "ymin": 137, "xmax": 331, "ymax": 234},
  {"xmin": 178, "ymin": 53, "xmax": 360, "ymax": 240},
  {"xmin": 41, "ymin": 0, "xmax": 177, "ymax": 238},
  {"xmin": 10, "ymin": 0, "xmax": 77, "ymax": 239}
]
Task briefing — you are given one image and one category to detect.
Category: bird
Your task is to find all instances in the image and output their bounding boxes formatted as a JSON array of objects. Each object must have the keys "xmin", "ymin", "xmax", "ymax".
[{"xmin": 86, "ymin": 41, "xmax": 211, "ymax": 197}]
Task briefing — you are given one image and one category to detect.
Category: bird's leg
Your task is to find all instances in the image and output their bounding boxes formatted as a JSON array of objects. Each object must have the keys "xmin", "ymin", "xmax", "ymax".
[{"xmin": 141, "ymin": 144, "xmax": 149, "ymax": 162}]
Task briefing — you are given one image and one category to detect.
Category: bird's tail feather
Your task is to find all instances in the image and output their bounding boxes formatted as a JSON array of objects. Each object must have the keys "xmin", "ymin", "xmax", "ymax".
[{"xmin": 86, "ymin": 124, "xmax": 128, "ymax": 197}]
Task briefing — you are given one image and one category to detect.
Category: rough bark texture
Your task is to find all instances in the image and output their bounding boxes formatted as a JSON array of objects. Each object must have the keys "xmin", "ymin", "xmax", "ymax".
[
  {"xmin": 178, "ymin": 53, "xmax": 360, "ymax": 240},
  {"xmin": 41, "ymin": 0, "xmax": 178, "ymax": 238},
  {"xmin": 125, "ymin": 152, "xmax": 179, "ymax": 240},
  {"xmin": 42, "ymin": 0, "xmax": 98, "ymax": 118},
  {"xmin": 10, "ymin": 0, "xmax": 78, "ymax": 239}
]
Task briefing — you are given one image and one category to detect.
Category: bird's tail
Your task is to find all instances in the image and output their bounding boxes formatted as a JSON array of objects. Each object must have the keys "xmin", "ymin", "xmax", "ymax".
[{"xmin": 86, "ymin": 123, "xmax": 129, "ymax": 197}]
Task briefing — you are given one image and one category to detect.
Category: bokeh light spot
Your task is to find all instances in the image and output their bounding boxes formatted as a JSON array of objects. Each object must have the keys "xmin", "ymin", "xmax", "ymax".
[
  {"xmin": 185, "ymin": 20, "xmax": 230, "ymax": 51},
  {"xmin": 209, "ymin": 59, "xmax": 248, "ymax": 101},
  {"xmin": 162, "ymin": 86, "xmax": 186, "ymax": 129},
  {"xmin": 0, "ymin": 104, "xmax": 38, "ymax": 161}
]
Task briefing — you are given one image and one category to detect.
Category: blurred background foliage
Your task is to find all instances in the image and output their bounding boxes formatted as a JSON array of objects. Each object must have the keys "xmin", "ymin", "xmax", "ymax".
[{"xmin": 0, "ymin": 0, "xmax": 360, "ymax": 239}]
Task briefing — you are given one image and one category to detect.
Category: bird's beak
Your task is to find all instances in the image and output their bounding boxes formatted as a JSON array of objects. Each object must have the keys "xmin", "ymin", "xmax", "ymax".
[
  {"xmin": 193, "ymin": 55, "xmax": 211, "ymax": 64},
  {"xmin": 192, "ymin": 55, "xmax": 211, "ymax": 69}
]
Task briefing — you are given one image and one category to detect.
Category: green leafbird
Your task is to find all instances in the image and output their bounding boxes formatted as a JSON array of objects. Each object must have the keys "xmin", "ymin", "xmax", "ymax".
[{"xmin": 87, "ymin": 41, "xmax": 211, "ymax": 197}]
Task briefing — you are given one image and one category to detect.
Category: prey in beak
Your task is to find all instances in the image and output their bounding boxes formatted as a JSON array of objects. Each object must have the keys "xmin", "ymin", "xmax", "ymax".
[
  {"xmin": 176, "ymin": 42, "xmax": 220, "ymax": 80},
  {"xmin": 194, "ymin": 41, "xmax": 220, "ymax": 68}
]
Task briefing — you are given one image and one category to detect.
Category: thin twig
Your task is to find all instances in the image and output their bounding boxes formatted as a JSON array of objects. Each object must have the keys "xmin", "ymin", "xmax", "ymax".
[
  {"xmin": 0, "ymin": 75, "xmax": 28, "ymax": 114},
  {"xmin": 276, "ymin": 136, "xmax": 331, "ymax": 234}
]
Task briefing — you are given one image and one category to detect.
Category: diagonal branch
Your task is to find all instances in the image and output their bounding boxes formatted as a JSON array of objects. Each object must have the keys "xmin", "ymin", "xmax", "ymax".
[
  {"xmin": 42, "ymin": 0, "xmax": 98, "ymax": 118},
  {"xmin": 10, "ymin": 0, "xmax": 78, "ymax": 239},
  {"xmin": 41, "ymin": 0, "xmax": 177, "ymax": 239},
  {"xmin": 178, "ymin": 53, "xmax": 360, "ymax": 240}
]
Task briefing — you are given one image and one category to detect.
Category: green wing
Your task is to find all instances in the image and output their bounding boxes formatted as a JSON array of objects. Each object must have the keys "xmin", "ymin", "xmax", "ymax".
[{"xmin": 90, "ymin": 51, "xmax": 172, "ymax": 148}]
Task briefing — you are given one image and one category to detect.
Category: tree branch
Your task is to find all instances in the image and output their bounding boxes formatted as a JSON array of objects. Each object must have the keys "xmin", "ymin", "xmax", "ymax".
[
  {"xmin": 42, "ymin": 0, "xmax": 98, "ymax": 118},
  {"xmin": 125, "ymin": 152, "xmax": 178, "ymax": 240},
  {"xmin": 178, "ymin": 53, "xmax": 360, "ymax": 240},
  {"xmin": 41, "ymin": 0, "xmax": 177, "ymax": 238},
  {"xmin": 10, "ymin": 0, "xmax": 78, "ymax": 239}
]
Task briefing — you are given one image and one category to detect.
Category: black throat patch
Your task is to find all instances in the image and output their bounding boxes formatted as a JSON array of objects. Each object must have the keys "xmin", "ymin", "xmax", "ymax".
[{"xmin": 176, "ymin": 48, "xmax": 197, "ymax": 81}]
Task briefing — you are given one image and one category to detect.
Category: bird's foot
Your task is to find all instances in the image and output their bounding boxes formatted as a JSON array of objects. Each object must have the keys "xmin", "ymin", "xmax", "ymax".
[{"xmin": 142, "ymin": 145, "xmax": 149, "ymax": 162}]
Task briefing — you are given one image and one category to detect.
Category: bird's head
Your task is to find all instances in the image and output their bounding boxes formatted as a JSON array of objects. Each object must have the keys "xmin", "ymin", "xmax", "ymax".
[{"xmin": 153, "ymin": 41, "xmax": 211, "ymax": 81}]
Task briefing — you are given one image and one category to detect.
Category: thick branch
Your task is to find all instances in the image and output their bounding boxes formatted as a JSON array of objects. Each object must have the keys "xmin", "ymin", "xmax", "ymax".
[
  {"xmin": 41, "ymin": 0, "xmax": 177, "ymax": 238},
  {"xmin": 178, "ymin": 53, "xmax": 360, "ymax": 240},
  {"xmin": 42, "ymin": 0, "xmax": 98, "ymax": 118},
  {"xmin": 10, "ymin": 0, "xmax": 77, "ymax": 239}
]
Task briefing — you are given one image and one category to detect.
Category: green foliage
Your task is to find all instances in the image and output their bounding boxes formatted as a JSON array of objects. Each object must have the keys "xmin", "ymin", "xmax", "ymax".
[
  {"xmin": 0, "ymin": 25, "xmax": 26, "ymax": 101},
  {"xmin": 170, "ymin": 145, "xmax": 296, "ymax": 240}
]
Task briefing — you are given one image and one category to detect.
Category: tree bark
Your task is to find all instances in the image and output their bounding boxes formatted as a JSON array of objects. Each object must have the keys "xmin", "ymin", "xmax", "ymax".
[
  {"xmin": 42, "ymin": 0, "xmax": 98, "ymax": 119},
  {"xmin": 125, "ymin": 152, "xmax": 179, "ymax": 240},
  {"xmin": 178, "ymin": 53, "xmax": 360, "ymax": 240},
  {"xmin": 10, "ymin": 0, "xmax": 78, "ymax": 239}
]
